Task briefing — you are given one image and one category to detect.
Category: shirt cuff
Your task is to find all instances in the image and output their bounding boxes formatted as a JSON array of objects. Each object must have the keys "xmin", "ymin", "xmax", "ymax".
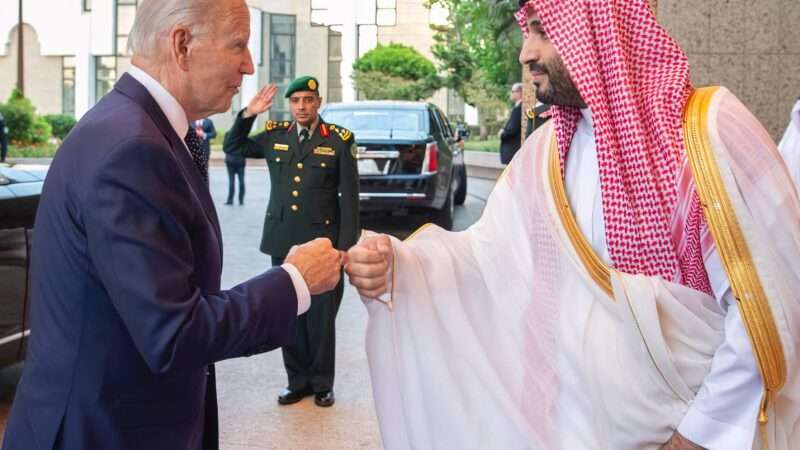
[
  {"xmin": 677, "ymin": 405, "xmax": 756, "ymax": 450},
  {"xmin": 281, "ymin": 263, "xmax": 311, "ymax": 315}
]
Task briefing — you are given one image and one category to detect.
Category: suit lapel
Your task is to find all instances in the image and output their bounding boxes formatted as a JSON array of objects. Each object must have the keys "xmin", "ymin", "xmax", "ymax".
[{"xmin": 113, "ymin": 74, "xmax": 223, "ymax": 258}]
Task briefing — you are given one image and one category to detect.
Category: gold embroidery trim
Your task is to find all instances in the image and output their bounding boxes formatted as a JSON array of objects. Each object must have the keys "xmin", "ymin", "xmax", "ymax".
[
  {"xmin": 547, "ymin": 136, "xmax": 613, "ymax": 297},
  {"xmin": 404, "ymin": 223, "xmax": 434, "ymax": 242},
  {"xmin": 683, "ymin": 86, "xmax": 786, "ymax": 426}
]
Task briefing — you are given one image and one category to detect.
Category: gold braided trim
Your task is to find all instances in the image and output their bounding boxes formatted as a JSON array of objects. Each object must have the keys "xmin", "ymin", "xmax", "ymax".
[
  {"xmin": 404, "ymin": 222, "xmax": 435, "ymax": 242},
  {"xmin": 683, "ymin": 86, "xmax": 786, "ymax": 426},
  {"xmin": 547, "ymin": 136, "xmax": 613, "ymax": 297}
]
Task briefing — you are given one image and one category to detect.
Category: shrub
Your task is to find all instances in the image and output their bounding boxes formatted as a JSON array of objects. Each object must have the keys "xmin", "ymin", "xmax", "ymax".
[
  {"xmin": 0, "ymin": 88, "xmax": 52, "ymax": 145},
  {"xmin": 353, "ymin": 43, "xmax": 441, "ymax": 101},
  {"xmin": 30, "ymin": 116, "xmax": 52, "ymax": 144},
  {"xmin": 43, "ymin": 114, "xmax": 77, "ymax": 140}
]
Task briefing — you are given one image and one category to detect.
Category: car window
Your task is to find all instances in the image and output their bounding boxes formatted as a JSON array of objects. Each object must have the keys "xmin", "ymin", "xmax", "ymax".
[
  {"xmin": 431, "ymin": 107, "xmax": 452, "ymax": 139},
  {"xmin": 440, "ymin": 111, "xmax": 455, "ymax": 138},
  {"xmin": 428, "ymin": 108, "xmax": 442, "ymax": 134},
  {"xmin": 322, "ymin": 109, "xmax": 429, "ymax": 135}
]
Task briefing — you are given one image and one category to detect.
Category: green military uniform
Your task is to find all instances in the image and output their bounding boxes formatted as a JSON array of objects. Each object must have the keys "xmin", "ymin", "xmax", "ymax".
[{"xmin": 223, "ymin": 76, "xmax": 359, "ymax": 397}]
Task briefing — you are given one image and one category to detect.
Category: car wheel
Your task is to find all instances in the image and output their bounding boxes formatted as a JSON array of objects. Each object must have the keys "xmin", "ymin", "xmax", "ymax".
[
  {"xmin": 430, "ymin": 186, "xmax": 454, "ymax": 230},
  {"xmin": 454, "ymin": 165, "xmax": 467, "ymax": 206}
]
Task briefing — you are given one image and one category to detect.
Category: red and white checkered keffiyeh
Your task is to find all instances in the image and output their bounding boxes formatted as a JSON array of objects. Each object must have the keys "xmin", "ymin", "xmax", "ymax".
[{"xmin": 517, "ymin": 0, "xmax": 711, "ymax": 292}]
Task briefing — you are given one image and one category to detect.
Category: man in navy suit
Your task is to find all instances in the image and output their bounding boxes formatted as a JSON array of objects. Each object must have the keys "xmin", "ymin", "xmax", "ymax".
[{"xmin": 1, "ymin": 0, "xmax": 342, "ymax": 449}]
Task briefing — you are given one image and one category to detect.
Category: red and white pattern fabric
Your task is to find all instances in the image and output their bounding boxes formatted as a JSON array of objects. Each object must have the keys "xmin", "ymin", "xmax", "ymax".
[{"xmin": 517, "ymin": 0, "xmax": 710, "ymax": 293}]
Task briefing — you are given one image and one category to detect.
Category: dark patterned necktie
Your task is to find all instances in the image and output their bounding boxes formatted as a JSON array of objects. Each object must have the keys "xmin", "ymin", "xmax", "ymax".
[
  {"xmin": 299, "ymin": 128, "xmax": 310, "ymax": 143},
  {"xmin": 184, "ymin": 127, "xmax": 208, "ymax": 182}
]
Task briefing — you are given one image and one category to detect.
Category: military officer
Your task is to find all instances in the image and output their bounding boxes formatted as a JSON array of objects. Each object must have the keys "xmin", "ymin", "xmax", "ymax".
[{"xmin": 223, "ymin": 76, "xmax": 359, "ymax": 408}]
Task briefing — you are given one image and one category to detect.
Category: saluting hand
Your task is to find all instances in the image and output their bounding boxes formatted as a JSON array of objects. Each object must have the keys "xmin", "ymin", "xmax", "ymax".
[
  {"xmin": 344, "ymin": 234, "xmax": 393, "ymax": 299},
  {"xmin": 244, "ymin": 84, "xmax": 279, "ymax": 118}
]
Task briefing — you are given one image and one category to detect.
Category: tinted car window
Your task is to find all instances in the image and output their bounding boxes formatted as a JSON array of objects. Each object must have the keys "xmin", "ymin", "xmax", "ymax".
[
  {"xmin": 428, "ymin": 108, "xmax": 441, "ymax": 136},
  {"xmin": 439, "ymin": 110, "xmax": 455, "ymax": 138},
  {"xmin": 323, "ymin": 109, "xmax": 429, "ymax": 135},
  {"xmin": 431, "ymin": 107, "xmax": 452, "ymax": 139}
]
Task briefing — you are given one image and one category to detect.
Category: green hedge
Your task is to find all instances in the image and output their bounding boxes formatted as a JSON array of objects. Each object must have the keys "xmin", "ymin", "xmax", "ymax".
[
  {"xmin": 43, "ymin": 114, "xmax": 77, "ymax": 140},
  {"xmin": 0, "ymin": 88, "xmax": 52, "ymax": 145}
]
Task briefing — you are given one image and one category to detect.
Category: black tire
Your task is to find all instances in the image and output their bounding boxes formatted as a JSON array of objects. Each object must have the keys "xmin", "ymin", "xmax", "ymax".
[
  {"xmin": 430, "ymin": 185, "xmax": 454, "ymax": 230},
  {"xmin": 453, "ymin": 165, "xmax": 467, "ymax": 206}
]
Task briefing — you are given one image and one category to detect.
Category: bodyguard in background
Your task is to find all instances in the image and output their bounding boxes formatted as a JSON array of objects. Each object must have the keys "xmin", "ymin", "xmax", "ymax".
[
  {"xmin": 0, "ymin": 112, "xmax": 7, "ymax": 162},
  {"xmin": 224, "ymin": 76, "xmax": 359, "ymax": 408},
  {"xmin": 224, "ymin": 149, "xmax": 247, "ymax": 205},
  {"xmin": 499, "ymin": 82, "xmax": 523, "ymax": 164}
]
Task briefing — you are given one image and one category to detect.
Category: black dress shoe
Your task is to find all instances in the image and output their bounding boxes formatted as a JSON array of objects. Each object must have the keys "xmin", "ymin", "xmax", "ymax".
[
  {"xmin": 314, "ymin": 390, "xmax": 335, "ymax": 407},
  {"xmin": 277, "ymin": 387, "xmax": 311, "ymax": 405},
  {"xmin": 224, "ymin": 200, "xmax": 233, "ymax": 205}
]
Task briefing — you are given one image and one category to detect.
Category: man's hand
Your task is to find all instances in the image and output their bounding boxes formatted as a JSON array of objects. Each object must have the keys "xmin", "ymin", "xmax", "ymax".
[
  {"xmin": 344, "ymin": 234, "xmax": 393, "ymax": 298},
  {"xmin": 243, "ymin": 84, "xmax": 279, "ymax": 118},
  {"xmin": 661, "ymin": 432, "xmax": 705, "ymax": 450},
  {"xmin": 285, "ymin": 238, "xmax": 342, "ymax": 295}
]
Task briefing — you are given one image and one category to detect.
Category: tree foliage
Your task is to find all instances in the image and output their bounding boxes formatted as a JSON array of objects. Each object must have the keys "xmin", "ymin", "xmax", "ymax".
[
  {"xmin": 353, "ymin": 43, "xmax": 442, "ymax": 100},
  {"xmin": 429, "ymin": 0, "xmax": 522, "ymax": 106}
]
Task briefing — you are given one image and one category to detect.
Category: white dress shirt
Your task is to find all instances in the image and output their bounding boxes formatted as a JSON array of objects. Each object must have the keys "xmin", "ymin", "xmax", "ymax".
[
  {"xmin": 127, "ymin": 66, "xmax": 311, "ymax": 315},
  {"xmin": 565, "ymin": 108, "xmax": 762, "ymax": 449}
]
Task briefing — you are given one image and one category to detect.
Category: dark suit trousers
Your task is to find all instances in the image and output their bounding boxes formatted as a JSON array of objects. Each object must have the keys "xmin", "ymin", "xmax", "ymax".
[
  {"xmin": 225, "ymin": 163, "xmax": 245, "ymax": 204},
  {"xmin": 272, "ymin": 256, "xmax": 343, "ymax": 393}
]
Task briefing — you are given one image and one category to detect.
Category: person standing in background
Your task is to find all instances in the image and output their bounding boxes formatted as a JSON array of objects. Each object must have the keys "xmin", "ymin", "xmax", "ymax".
[
  {"xmin": 224, "ymin": 146, "xmax": 247, "ymax": 205},
  {"xmin": 0, "ymin": 112, "xmax": 7, "ymax": 163},
  {"xmin": 499, "ymin": 82, "xmax": 523, "ymax": 164},
  {"xmin": 224, "ymin": 76, "xmax": 360, "ymax": 408}
]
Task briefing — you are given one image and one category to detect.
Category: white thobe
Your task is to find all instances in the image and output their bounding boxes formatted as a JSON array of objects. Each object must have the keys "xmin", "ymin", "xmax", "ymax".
[
  {"xmin": 778, "ymin": 99, "xmax": 800, "ymax": 189},
  {"xmin": 564, "ymin": 108, "xmax": 763, "ymax": 449}
]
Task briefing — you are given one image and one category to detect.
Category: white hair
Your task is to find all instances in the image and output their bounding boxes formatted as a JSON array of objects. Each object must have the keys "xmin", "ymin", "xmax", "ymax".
[
  {"xmin": 511, "ymin": 82, "xmax": 523, "ymax": 93},
  {"xmin": 128, "ymin": 0, "xmax": 225, "ymax": 58}
]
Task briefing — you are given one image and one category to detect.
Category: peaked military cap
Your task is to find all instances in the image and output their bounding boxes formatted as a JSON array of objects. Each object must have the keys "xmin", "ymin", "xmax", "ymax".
[{"xmin": 284, "ymin": 76, "xmax": 320, "ymax": 98}]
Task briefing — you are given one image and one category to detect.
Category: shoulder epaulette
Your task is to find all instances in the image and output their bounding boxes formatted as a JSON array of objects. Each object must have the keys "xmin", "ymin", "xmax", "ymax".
[
  {"xmin": 329, "ymin": 124, "xmax": 353, "ymax": 142},
  {"xmin": 265, "ymin": 120, "xmax": 291, "ymax": 132}
]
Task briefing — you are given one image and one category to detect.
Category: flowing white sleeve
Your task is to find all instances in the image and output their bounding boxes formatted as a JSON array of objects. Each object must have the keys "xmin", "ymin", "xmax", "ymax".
[{"xmin": 677, "ymin": 249, "xmax": 763, "ymax": 449}]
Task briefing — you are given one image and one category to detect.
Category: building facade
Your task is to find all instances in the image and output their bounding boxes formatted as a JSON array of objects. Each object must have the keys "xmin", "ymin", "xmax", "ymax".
[
  {"xmin": 310, "ymin": 0, "xmax": 466, "ymax": 119},
  {"xmin": 0, "ymin": 0, "xmax": 330, "ymax": 132}
]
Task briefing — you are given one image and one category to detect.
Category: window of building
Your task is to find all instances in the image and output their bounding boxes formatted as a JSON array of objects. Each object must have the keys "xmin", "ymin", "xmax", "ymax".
[
  {"xmin": 62, "ymin": 57, "xmax": 76, "ymax": 116},
  {"xmin": 260, "ymin": 12, "xmax": 267, "ymax": 66},
  {"xmin": 83, "ymin": 0, "xmax": 92, "ymax": 12},
  {"xmin": 376, "ymin": 0, "xmax": 396, "ymax": 26},
  {"xmin": 269, "ymin": 14, "xmax": 296, "ymax": 121},
  {"xmin": 116, "ymin": 0, "xmax": 138, "ymax": 57},
  {"xmin": 95, "ymin": 56, "xmax": 117, "ymax": 101},
  {"xmin": 311, "ymin": 0, "xmax": 328, "ymax": 26},
  {"xmin": 327, "ymin": 27, "xmax": 343, "ymax": 103}
]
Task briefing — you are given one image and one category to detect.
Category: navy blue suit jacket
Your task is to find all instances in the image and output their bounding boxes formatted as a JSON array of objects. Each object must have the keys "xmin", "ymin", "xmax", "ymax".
[{"xmin": 2, "ymin": 74, "xmax": 298, "ymax": 450}]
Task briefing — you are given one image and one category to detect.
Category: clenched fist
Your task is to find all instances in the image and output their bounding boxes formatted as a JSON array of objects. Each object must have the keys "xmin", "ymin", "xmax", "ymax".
[
  {"xmin": 285, "ymin": 238, "xmax": 342, "ymax": 295},
  {"xmin": 344, "ymin": 234, "xmax": 393, "ymax": 298}
]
